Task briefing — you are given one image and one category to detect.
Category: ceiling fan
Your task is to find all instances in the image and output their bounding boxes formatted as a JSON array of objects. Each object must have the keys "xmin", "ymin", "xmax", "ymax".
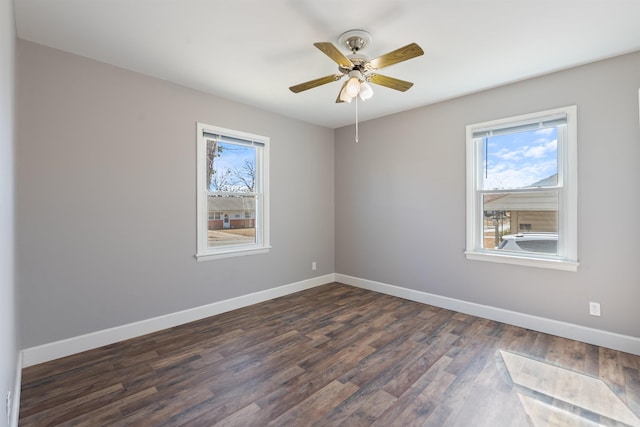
[{"xmin": 289, "ymin": 29, "xmax": 424, "ymax": 103}]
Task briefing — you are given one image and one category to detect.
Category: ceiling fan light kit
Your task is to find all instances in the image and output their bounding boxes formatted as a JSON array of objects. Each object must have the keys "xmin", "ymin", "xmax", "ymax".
[
  {"xmin": 345, "ymin": 71, "xmax": 361, "ymax": 97},
  {"xmin": 339, "ymin": 69, "xmax": 374, "ymax": 103},
  {"xmin": 358, "ymin": 81, "xmax": 373, "ymax": 100}
]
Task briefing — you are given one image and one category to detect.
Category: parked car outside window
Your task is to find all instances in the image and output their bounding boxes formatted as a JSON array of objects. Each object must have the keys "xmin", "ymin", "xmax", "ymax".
[{"xmin": 497, "ymin": 233, "xmax": 558, "ymax": 254}]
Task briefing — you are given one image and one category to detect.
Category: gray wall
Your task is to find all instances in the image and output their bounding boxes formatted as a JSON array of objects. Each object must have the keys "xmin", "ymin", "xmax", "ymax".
[
  {"xmin": 0, "ymin": 0, "xmax": 17, "ymax": 424},
  {"xmin": 16, "ymin": 40, "xmax": 335, "ymax": 349},
  {"xmin": 15, "ymin": 36, "xmax": 640, "ymax": 352},
  {"xmin": 336, "ymin": 51, "xmax": 640, "ymax": 338}
]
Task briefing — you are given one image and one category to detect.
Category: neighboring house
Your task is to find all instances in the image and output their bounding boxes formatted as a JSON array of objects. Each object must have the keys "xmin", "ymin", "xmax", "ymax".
[
  {"xmin": 207, "ymin": 196, "xmax": 255, "ymax": 230},
  {"xmin": 484, "ymin": 174, "xmax": 558, "ymax": 233}
]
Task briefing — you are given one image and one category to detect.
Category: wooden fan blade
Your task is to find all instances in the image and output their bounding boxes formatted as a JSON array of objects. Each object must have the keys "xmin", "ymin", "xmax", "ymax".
[
  {"xmin": 335, "ymin": 81, "xmax": 348, "ymax": 103},
  {"xmin": 369, "ymin": 74, "xmax": 414, "ymax": 92},
  {"xmin": 314, "ymin": 42, "xmax": 353, "ymax": 68},
  {"xmin": 289, "ymin": 74, "xmax": 342, "ymax": 93},
  {"xmin": 367, "ymin": 43, "xmax": 424, "ymax": 70}
]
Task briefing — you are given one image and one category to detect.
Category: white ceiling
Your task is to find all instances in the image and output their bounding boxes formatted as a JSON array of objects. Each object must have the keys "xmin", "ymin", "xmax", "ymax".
[{"xmin": 14, "ymin": 0, "xmax": 640, "ymax": 129}]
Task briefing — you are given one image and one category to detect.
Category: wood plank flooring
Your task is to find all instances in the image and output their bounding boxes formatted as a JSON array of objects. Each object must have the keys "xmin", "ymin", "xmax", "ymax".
[{"xmin": 20, "ymin": 283, "xmax": 640, "ymax": 426}]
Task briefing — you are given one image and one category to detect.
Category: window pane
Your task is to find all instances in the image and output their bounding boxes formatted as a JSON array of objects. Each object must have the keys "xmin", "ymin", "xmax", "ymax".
[
  {"xmin": 483, "ymin": 192, "xmax": 558, "ymax": 254},
  {"xmin": 207, "ymin": 140, "xmax": 257, "ymax": 192},
  {"xmin": 207, "ymin": 194, "xmax": 256, "ymax": 248},
  {"xmin": 481, "ymin": 127, "xmax": 558, "ymax": 190}
]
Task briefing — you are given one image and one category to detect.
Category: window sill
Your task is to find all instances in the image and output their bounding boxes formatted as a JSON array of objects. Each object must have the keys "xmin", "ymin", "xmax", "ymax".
[
  {"xmin": 196, "ymin": 245, "xmax": 271, "ymax": 262},
  {"xmin": 465, "ymin": 250, "xmax": 579, "ymax": 272}
]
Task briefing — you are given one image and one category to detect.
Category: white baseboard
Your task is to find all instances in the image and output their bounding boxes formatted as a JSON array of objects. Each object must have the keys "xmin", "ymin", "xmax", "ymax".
[
  {"xmin": 335, "ymin": 273, "xmax": 640, "ymax": 356},
  {"xmin": 21, "ymin": 271, "xmax": 640, "ymax": 368},
  {"xmin": 21, "ymin": 274, "xmax": 335, "ymax": 367},
  {"xmin": 10, "ymin": 351, "xmax": 21, "ymax": 427}
]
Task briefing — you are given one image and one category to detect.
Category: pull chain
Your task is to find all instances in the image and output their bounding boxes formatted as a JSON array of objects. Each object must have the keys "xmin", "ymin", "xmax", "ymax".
[{"xmin": 355, "ymin": 95, "xmax": 359, "ymax": 143}]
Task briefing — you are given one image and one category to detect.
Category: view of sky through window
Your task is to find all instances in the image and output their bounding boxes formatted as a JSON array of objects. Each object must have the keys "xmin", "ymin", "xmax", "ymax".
[
  {"xmin": 214, "ymin": 142, "xmax": 254, "ymax": 171},
  {"xmin": 209, "ymin": 141, "xmax": 256, "ymax": 192},
  {"xmin": 482, "ymin": 127, "xmax": 558, "ymax": 190}
]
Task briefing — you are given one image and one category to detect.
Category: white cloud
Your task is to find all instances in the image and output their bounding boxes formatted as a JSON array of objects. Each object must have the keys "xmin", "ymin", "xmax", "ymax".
[
  {"xmin": 485, "ymin": 159, "xmax": 557, "ymax": 189},
  {"xmin": 524, "ymin": 139, "xmax": 557, "ymax": 158},
  {"xmin": 500, "ymin": 151, "xmax": 521, "ymax": 160},
  {"xmin": 484, "ymin": 129, "xmax": 558, "ymax": 188}
]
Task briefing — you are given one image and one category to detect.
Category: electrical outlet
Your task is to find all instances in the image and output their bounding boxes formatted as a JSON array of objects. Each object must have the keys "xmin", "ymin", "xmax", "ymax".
[
  {"xmin": 311, "ymin": 261, "xmax": 317, "ymax": 271},
  {"xmin": 589, "ymin": 301, "xmax": 601, "ymax": 316}
]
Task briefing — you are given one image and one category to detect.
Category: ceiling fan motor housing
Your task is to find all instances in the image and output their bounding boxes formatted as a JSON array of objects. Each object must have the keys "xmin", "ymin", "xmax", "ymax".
[{"xmin": 339, "ymin": 54, "xmax": 368, "ymax": 77}]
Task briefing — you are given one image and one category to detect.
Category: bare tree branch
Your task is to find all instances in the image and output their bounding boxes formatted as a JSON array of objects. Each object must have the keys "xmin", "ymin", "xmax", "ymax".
[{"xmin": 232, "ymin": 159, "xmax": 256, "ymax": 192}]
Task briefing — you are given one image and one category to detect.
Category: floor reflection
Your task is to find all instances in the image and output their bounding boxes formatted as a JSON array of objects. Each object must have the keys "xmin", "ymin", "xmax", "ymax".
[{"xmin": 500, "ymin": 350, "xmax": 640, "ymax": 426}]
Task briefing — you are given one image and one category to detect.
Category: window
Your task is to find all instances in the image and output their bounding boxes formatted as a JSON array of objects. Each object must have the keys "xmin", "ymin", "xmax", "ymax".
[
  {"xmin": 465, "ymin": 106, "xmax": 578, "ymax": 271},
  {"xmin": 196, "ymin": 123, "xmax": 270, "ymax": 261}
]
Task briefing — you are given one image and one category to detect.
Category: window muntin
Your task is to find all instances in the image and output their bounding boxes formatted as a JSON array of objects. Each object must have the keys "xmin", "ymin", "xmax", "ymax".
[
  {"xmin": 465, "ymin": 106, "xmax": 578, "ymax": 271},
  {"xmin": 196, "ymin": 123, "xmax": 270, "ymax": 261}
]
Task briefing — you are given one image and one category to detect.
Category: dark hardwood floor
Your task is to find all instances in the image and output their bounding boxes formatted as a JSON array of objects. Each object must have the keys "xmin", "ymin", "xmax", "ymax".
[{"xmin": 20, "ymin": 283, "xmax": 640, "ymax": 426}]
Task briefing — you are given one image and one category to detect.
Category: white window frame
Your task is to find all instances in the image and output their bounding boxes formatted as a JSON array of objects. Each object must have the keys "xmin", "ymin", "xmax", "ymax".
[
  {"xmin": 196, "ymin": 123, "xmax": 270, "ymax": 261},
  {"xmin": 465, "ymin": 106, "xmax": 578, "ymax": 271}
]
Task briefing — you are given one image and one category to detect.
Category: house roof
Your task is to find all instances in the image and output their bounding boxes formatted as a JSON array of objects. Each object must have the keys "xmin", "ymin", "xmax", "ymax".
[
  {"xmin": 484, "ymin": 174, "xmax": 558, "ymax": 211},
  {"xmin": 484, "ymin": 192, "xmax": 558, "ymax": 211},
  {"xmin": 207, "ymin": 197, "xmax": 255, "ymax": 212}
]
